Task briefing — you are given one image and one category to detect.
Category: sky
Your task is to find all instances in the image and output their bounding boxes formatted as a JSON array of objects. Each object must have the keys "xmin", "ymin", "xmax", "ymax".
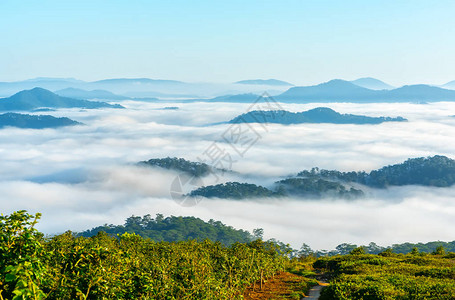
[{"xmin": 1, "ymin": 0, "xmax": 455, "ymax": 86}]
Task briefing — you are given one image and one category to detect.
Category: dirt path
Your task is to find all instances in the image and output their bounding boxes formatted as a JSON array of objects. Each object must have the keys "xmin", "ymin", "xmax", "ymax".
[
  {"xmin": 304, "ymin": 282, "xmax": 328, "ymax": 299},
  {"xmin": 243, "ymin": 272, "xmax": 316, "ymax": 300}
]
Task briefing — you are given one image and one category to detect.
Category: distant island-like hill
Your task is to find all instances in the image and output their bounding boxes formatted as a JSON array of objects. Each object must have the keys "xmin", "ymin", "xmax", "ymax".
[
  {"xmin": 229, "ymin": 107, "xmax": 406, "ymax": 125},
  {"xmin": 0, "ymin": 113, "xmax": 81, "ymax": 129},
  {"xmin": 0, "ymin": 87, "xmax": 124, "ymax": 111},
  {"xmin": 138, "ymin": 155, "xmax": 455, "ymax": 200},
  {"xmin": 138, "ymin": 157, "xmax": 214, "ymax": 177},
  {"xmin": 298, "ymin": 155, "xmax": 455, "ymax": 188}
]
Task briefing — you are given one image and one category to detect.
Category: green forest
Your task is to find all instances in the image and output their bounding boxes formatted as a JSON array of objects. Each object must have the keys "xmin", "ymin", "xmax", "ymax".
[
  {"xmin": 140, "ymin": 156, "xmax": 455, "ymax": 200},
  {"xmin": 298, "ymin": 155, "xmax": 455, "ymax": 188},
  {"xmin": 78, "ymin": 214, "xmax": 256, "ymax": 245}
]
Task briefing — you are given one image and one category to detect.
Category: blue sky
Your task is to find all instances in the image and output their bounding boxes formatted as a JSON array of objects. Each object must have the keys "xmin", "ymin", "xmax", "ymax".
[{"xmin": 1, "ymin": 0, "xmax": 455, "ymax": 85}]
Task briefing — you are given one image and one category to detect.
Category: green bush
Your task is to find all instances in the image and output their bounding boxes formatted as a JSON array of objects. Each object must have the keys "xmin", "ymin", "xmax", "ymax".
[{"xmin": 1, "ymin": 211, "xmax": 288, "ymax": 299}]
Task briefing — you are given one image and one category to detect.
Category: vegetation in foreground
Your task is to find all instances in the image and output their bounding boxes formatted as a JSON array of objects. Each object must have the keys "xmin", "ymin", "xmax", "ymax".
[
  {"xmin": 2, "ymin": 211, "xmax": 455, "ymax": 299},
  {"xmin": 315, "ymin": 247, "xmax": 455, "ymax": 299},
  {"xmin": 1, "ymin": 211, "xmax": 289, "ymax": 299}
]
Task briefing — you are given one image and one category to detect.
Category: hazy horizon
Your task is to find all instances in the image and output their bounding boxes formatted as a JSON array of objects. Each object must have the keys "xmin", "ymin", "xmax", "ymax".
[{"xmin": 2, "ymin": 0, "xmax": 455, "ymax": 86}]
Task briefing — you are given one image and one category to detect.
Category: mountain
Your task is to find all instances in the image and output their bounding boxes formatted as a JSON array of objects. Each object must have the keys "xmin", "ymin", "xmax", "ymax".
[
  {"xmin": 235, "ymin": 79, "xmax": 294, "ymax": 86},
  {"xmin": 277, "ymin": 80, "xmax": 455, "ymax": 103},
  {"xmin": 350, "ymin": 77, "xmax": 394, "ymax": 90},
  {"xmin": 277, "ymin": 79, "xmax": 379, "ymax": 102},
  {"xmin": 298, "ymin": 155, "xmax": 455, "ymax": 188},
  {"xmin": 0, "ymin": 78, "xmax": 200, "ymax": 99},
  {"xmin": 229, "ymin": 107, "xmax": 406, "ymax": 124},
  {"xmin": 0, "ymin": 78, "xmax": 87, "ymax": 96},
  {"xmin": 0, "ymin": 113, "xmax": 81, "ymax": 129},
  {"xmin": 387, "ymin": 84, "xmax": 455, "ymax": 101},
  {"xmin": 55, "ymin": 88, "xmax": 130, "ymax": 100},
  {"xmin": 442, "ymin": 80, "xmax": 455, "ymax": 90},
  {"xmin": 0, "ymin": 88, "xmax": 124, "ymax": 111}
]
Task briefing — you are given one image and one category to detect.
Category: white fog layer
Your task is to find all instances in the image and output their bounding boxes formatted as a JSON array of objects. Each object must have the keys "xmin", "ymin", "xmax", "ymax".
[{"xmin": 1, "ymin": 101, "xmax": 454, "ymax": 249}]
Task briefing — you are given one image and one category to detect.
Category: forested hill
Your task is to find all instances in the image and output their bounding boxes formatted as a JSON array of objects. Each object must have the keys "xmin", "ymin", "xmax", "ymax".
[
  {"xmin": 229, "ymin": 107, "xmax": 406, "ymax": 125},
  {"xmin": 0, "ymin": 87, "xmax": 123, "ymax": 111},
  {"xmin": 0, "ymin": 113, "xmax": 81, "ymax": 129},
  {"xmin": 299, "ymin": 155, "xmax": 455, "ymax": 188},
  {"xmin": 78, "ymin": 214, "xmax": 255, "ymax": 245},
  {"xmin": 138, "ymin": 157, "xmax": 213, "ymax": 177}
]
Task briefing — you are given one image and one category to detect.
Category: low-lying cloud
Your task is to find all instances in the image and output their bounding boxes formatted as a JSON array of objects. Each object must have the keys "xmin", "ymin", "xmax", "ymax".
[{"xmin": 1, "ymin": 101, "xmax": 455, "ymax": 249}]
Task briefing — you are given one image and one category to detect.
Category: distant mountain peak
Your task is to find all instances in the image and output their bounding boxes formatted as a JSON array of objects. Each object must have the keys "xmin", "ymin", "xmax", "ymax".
[
  {"xmin": 350, "ymin": 77, "xmax": 394, "ymax": 90},
  {"xmin": 0, "ymin": 87, "xmax": 123, "ymax": 111},
  {"xmin": 442, "ymin": 80, "xmax": 455, "ymax": 90},
  {"xmin": 318, "ymin": 79, "xmax": 366, "ymax": 89},
  {"xmin": 235, "ymin": 79, "xmax": 294, "ymax": 86}
]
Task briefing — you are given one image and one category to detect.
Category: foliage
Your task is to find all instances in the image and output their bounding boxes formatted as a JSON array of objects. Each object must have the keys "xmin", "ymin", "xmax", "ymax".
[
  {"xmin": 1, "ymin": 211, "xmax": 289, "ymax": 300},
  {"xmin": 315, "ymin": 253, "xmax": 455, "ymax": 299},
  {"xmin": 0, "ymin": 211, "xmax": 46, "ymax": 300},
  {"xmin": 78, "ymin": 213, "xmax": 254, "ymax": 246},
  {"xmin": 276, "ymin": 177, "xmax": 364, "ymax": 199},
  {"xmin": 138, "ymin": 157, "xmax": 213, "ymax": 177},
  {"xmin": 189, "ymin": 182, "xmax": 280, "ymax": 199},
  {"xmin": 298, "ymin": 155, "xmax": 455, "ymax": 188}
]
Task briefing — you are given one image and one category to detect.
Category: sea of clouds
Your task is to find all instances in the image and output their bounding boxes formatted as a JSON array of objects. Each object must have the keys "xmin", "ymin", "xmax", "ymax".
[{"xmin": 1, "ymin": 100, "xmax": 455, "ymax": 250}]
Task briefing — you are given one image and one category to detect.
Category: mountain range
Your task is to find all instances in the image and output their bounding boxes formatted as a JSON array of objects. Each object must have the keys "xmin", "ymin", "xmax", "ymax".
[
  {"xmin": 0, "ymin": 113, "xmax": 81, "ymax": 129},
  {"xmin": 0, "ymin": 88, "xmax": 123, "ymax": 111},
  {"xmin": 55, "ymin": 88, "xmax": 131, "ymax": 100},
  {"xmin": 2, "ymin": 77, "xmax": 455, "ymax": 102},
  {"xmin": 0, "ymin": 77, "xmax": 291, "ymax": 99},
  {"xmin": 229, "ymin": 107, "xmax": 406, "ymax": 125},
  {"xmin": 277, "ymin": 80, "xmax": 455, "ymax": 102}
]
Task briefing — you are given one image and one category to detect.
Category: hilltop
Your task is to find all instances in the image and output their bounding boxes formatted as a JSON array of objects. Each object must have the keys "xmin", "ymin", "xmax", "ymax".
[
  {"xmin": 0, "ymin": 87, "xmax": 123, "ymax": 111},
  {"xmin": 229, "ymin": 107, "xmax": 406, "ymax": 125},
  {"xmin": 0, "ymin": 113, "xmax": 81, "ymax": 129},
  {"xmin": 350, "ymin": 77, "xmax": 394, "ymax": 90}
]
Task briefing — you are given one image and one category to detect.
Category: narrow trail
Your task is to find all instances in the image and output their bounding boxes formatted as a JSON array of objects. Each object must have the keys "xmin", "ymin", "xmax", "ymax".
[{"xmin": 304, "ymin": 282, "xmax": 328, "ymax": 299}]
